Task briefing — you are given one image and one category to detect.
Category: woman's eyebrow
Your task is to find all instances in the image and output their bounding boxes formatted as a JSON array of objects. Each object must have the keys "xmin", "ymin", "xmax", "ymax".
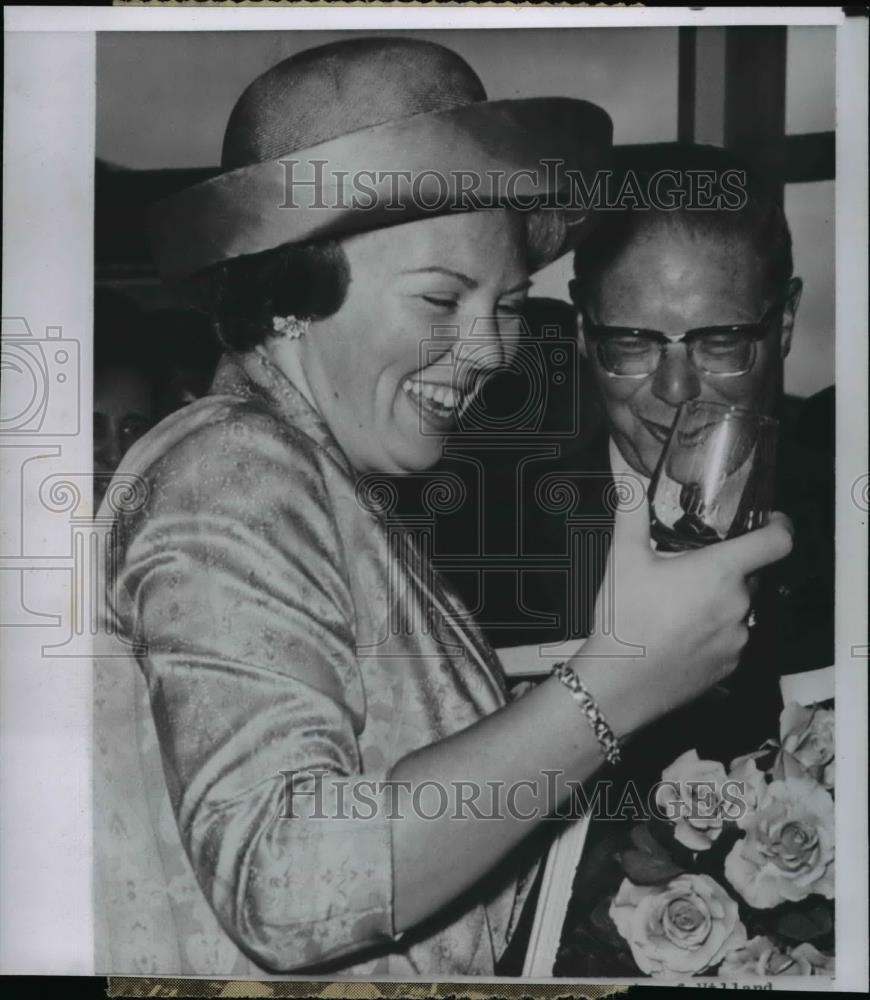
[
  {"xmin": 399, "ymin": 268, "xmax": 533, "ymax": 296},
  {"xmin": 399, "ymin": 266, "xmax": 477, "ymax": 289}
]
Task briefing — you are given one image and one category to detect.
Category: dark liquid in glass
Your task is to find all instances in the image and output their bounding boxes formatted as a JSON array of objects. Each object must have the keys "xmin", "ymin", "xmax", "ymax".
[
  {"xmin": 648, "ymin": 404, "xmax": 778, "ymax": 554},
  {"xmin": 650, "ymin": 511, "xmax": 723, "ymax": 552}
]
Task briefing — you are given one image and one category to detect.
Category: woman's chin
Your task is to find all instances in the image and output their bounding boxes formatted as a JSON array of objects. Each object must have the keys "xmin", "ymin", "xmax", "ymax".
[
  {"xmin": 392, "ymin": 437, "xmax": 445, "ymax": 473},
  {"xmin": 377, "ymin": 402, "xmax": 449, "ymax": 473},
  {"xmin": 379, "ymin": 421, "xmax": 446, "ymax": 474}
]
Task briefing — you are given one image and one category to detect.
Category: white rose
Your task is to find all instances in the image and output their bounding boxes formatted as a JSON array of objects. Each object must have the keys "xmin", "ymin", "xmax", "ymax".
[
  {"xmin": 779, "ymin": 702, "xmax": 835, "ymax": 791},
  {"xmin": 722, "ymin": 754, "xmax": 769, "ymax": 822},
  {"xmin": 724, "ymin": 776, "xmax": 835, "ymax": 909},
  {"xmin": 609, "ymin": 873, "xmax": 746, "ymax": 976},
  {"xmin": 655, "ymin": 749, "xmax": 729, "ymax": 851}
]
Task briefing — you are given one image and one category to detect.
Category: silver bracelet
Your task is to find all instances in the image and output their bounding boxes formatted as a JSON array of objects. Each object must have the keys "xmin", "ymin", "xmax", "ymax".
[{"xmin": 551, "ymin": 662, "xmax": 622, "ymax": 767}]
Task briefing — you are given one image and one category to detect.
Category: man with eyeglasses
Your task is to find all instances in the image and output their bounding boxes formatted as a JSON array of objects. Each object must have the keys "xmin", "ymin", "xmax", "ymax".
[
  {"xmin": 494, "ymin": 145, "xmax": 834, "ymax": 976},
  {"xmin": 567, "ymin": 146, "xmax": 832, "ymax": 739},
  {"xmin": 443, "ymin": 147, "xmax": 832, "ymax": 697},
  {"xmin": 570, "ymin": 168, "xmax": 801, "ymax": 485},
  {"xmin": 564, "ymin": 147, "xmax": 832, "ymax": 690},
  {"xmin": 526, "ymin": 141, "xmax": 831, "ymax": 802}
]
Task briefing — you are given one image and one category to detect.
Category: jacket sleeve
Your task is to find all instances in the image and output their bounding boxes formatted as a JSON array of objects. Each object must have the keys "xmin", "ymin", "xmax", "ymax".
[{"xmin": 114, "ymin": 409, "xmax": 402, "ymax": 972}]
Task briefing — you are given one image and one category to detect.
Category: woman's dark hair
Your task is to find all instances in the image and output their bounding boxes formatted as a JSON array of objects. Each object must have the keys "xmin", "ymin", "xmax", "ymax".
[
  {"xmin": 190, "ymin": 238, "xmax": 351, "ymax": 352},
  {"xmin": 146, "ymin": 308, "xmax": 222, "ymax": 373}
]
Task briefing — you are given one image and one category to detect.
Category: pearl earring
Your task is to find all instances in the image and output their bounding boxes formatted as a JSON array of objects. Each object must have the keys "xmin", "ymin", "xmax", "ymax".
[{"xmin": 271, "ymin": 314, "xmax": 310, "ymax": 339}]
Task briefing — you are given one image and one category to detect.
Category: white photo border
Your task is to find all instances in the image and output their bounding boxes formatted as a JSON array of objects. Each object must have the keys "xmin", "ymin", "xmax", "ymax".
[{"xmin": 1, "ymin": 5, "xmax": 866, "ymax": 991}]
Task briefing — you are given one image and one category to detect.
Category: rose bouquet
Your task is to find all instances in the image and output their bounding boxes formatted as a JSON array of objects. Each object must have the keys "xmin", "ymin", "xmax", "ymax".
[{"xmin": 555, "ymin": 700, "xmax": 835, "ymax": 980}]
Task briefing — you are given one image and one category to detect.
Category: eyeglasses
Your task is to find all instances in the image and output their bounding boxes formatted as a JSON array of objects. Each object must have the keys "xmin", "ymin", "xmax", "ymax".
[{"xmin": 581, "ymin": 299, "xmax": 787, "ymax": 379}]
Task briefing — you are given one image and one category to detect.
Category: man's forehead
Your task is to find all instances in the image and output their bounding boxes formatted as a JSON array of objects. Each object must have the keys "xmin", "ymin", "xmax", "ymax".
[{"xmin": 591, "ymin": 223, "xmax": 768, "ymax": 315}]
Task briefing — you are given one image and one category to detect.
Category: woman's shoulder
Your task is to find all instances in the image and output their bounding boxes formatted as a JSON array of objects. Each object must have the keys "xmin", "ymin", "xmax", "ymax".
[
  {"xmin": 141, "ymin": 394, "xmax": 323, "ymax": 470},
  {"xmin": 118, "ymin": 393, "xmax": 340, "ymax": 523}
]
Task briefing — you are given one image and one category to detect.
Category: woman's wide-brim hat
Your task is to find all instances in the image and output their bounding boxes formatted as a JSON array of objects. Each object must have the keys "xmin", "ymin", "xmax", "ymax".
[{"xmin": 149, "ymin": 36, "xmax": 613, "ymax": 282}]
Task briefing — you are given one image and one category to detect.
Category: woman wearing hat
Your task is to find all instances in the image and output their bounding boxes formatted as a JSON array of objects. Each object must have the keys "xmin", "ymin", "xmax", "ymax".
[{"xmin": 96, "ymin": 38, "xmax": 792, "ymax": 977}]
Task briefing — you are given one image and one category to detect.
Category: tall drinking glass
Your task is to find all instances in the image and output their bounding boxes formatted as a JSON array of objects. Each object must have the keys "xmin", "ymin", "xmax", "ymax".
[{"xmin": 649, "ymin": 401, "xmax": 779, "ymax": 553}]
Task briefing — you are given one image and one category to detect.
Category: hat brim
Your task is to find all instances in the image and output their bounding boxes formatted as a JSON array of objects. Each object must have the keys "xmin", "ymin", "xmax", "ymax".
[{"xmin": 148, "ymin": 97, "xmax": 612, "ymax": 282}]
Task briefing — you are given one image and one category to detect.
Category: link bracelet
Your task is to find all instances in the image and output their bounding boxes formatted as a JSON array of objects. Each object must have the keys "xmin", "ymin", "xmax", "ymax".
[{"xmin": 550, "ymin": 661, "xmax": 623, "ymax": 766}]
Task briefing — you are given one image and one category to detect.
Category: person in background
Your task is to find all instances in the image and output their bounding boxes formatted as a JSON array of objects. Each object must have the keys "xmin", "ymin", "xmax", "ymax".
[{"xmin": 93, "ymin": 289, "xmax": 156, "ymax": 509}]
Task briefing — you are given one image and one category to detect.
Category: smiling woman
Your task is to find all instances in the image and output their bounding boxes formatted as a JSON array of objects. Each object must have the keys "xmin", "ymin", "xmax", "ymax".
[
  {"xmin": 95, "ymin": 35, "xmax": 796, "ymax": 979},
  {"xmin": 198, "ymin": 210, "xmax": 537, "ymax": 474},
  {"xmin": 272, "ymin": 212, "xmax": 532, "ymax": 474}
]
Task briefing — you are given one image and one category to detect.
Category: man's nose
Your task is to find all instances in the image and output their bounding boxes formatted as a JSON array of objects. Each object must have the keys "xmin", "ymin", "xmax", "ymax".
[{"xmin": 651, "ymin": 343, "xmax": 702, "ymax": 406}]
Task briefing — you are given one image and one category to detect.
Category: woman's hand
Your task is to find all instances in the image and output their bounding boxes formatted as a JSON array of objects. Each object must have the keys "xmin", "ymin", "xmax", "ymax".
[
  {"xmin": 388, "ymin": 494, "xmax": 792, "ymax": 933},
  {"xmin": 574, "ymin": 494, "xmax": 794, "ymax": 740}
]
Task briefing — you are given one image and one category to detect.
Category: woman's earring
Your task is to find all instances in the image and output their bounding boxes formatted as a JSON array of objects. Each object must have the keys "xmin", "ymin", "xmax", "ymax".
[{"xmin": 271, "ymin": 314, "xmax": 310, "ymax": 340}]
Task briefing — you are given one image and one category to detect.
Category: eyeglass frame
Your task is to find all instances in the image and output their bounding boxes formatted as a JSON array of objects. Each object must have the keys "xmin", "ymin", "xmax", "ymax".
[{"xmin": 579, "ymin": 296, "xmax": 789, "ymax": 380}]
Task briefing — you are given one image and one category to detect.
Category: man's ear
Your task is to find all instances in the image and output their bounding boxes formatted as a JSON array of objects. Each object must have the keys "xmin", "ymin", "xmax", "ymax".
[
  {"xmin": 568, "ymin": 279, "xmax": 589, "ymax": 358},
  {"xmin": 779, "ymin": 276, "xmax": 803, "ymax": 360}
]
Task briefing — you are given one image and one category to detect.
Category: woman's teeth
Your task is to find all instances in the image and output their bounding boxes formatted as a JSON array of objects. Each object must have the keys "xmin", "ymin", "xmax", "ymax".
[
  {"xmin": 401, "ymin": 377, "xmax": 486, "ymax": 419},
  {"xmin": 402, "ymin": 378, "xmax": 458, "ymax": 410}
]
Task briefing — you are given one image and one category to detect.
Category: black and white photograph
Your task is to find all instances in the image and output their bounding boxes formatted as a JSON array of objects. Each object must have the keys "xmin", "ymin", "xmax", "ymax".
[{"xmin": 1, "ymin": 6, "xmax": 867, "ymax": 992}]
